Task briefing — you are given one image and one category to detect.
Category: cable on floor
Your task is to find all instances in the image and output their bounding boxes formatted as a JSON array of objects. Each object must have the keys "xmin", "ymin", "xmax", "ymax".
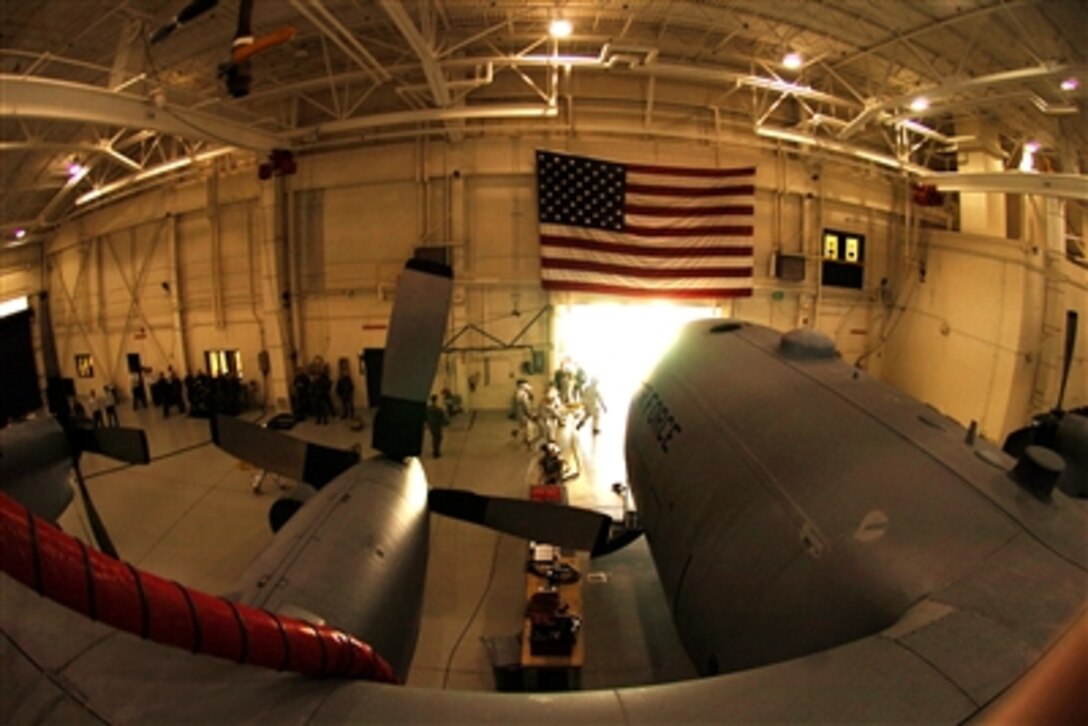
[{"xmin": 441, "ymin": 531, "xmax": 504, "ymax": 689}]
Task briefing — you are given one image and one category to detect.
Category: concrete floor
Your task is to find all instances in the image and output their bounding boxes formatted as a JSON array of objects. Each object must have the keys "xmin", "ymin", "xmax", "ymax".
[{"xmin": 59, "ymin": 402, "xmax": 696, "ymax": 692}]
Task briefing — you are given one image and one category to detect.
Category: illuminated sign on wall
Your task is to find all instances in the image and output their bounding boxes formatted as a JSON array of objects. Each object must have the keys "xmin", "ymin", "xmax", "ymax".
[
  {"xmin": 821, "ymin": 229, "xmax": 865, "ymax": 290},
  {"xmin": 75, "ymin": 354, "xmax": 95, "ymax": 379}
]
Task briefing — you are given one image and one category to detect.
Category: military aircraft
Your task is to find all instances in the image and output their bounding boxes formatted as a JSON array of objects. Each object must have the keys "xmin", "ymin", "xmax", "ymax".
[{"xmin": 2, "ymin": 257, "xmax": 1086, "ymax": 722}]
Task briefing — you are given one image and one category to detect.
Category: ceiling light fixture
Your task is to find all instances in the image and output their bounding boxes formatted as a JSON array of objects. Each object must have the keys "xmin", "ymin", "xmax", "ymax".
[
  {"xmin": 75, "ymin": 147, "xmax": 235, "ymax": 207},
  {"xmin": 549, "ymin": 19, "xmax": 572, "ymax": 39},
  {"xmin": 782, "ymin": 52, "xmax": 803, "ymax": 70},
  {"xmin": 1019, "ymin": 141, "xmax": 1039, "ymax": 172},
  {"xmin": 1060, "ymin": 77, "xmax": 1079, "ymax": 92},
  {"xmin": 66, "ymin": 161, "xmax": 88, "ymax": 178},
  {"xmin": 909, "ymin": 97, "xmax": 930, "ymax": 112},
  {"xmin": 14, "ymin": 228, "xmax": 27, "ymax": 240}
]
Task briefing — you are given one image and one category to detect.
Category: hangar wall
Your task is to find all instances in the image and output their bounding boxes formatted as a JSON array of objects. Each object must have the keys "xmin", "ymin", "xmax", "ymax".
[{"xmin": 2, "ymin": 131, "xmax": 1083, "ymax": 441}]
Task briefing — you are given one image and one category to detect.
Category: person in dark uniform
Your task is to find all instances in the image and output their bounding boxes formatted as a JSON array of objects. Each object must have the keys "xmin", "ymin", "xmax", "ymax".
[
  {"xmin": 312, "ymin": 369, "xmax": 332, "ymax": 425},
  {"xmin": 425, "ymin": 395, "xmax": 449, "ymax": 458},
  {"xmin": 168, "ymin": 368, "xmax": 185, "ymax": 414},
  {"xmin": 130, "ymin": 371, "xmax": 148, "ymax": 410},
  {"xmin": 103, "ymin": 385, "xmax": 120, "ymax": 427},
  {"xmin": 336, "ymin": 371, "xmax": 355, "ymax": 419},
  {"xmin": 292, "ymin": 370, "xmax": 310, "ymax": 421}
]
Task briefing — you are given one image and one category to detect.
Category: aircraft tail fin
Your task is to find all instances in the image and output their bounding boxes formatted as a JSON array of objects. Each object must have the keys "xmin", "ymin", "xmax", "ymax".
[
  {"xmin": 211, "ymin": 414, "xmax": 359, "ymax": 489},
  {"xmin": 372, "ymin": 258, "xmax": 453, "ymax": 460},
  {"xmin": 428, "ymin": 489, "xmax": 641, "ymax": 558}
]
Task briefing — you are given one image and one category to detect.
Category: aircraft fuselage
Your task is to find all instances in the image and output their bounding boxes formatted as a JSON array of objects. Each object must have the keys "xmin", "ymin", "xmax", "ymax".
[{"xmin": 625, "ymin": 321, "xmax": 1073, "ymax": 675}]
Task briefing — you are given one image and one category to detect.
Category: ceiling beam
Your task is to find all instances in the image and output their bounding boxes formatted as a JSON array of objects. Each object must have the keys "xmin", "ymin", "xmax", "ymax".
[
  {"xmin": 0, "ymin": 75, "xmax": 283, "ymax": 151},
  {"xmin": 832, "ymin": 0, "xmax": 1031, "ymax": 70},
  {"xmin": 838, "ymin": 63, "xmax": 1083, "ymax": 139},
  {"xmin": 0, "ymin": 140, "xmax": 142, "ymax": 171},
  {"xmin": 922, "ymin": 171, "xmax": 1088, "ymax": 201},
  {"xmin": 286, "ymin": 104, "xmax": 557, "ymax": 141},
  {"xmin": 288, "ymin": 0, "xmax": 391, "ymax": 84},
  {"xmin": 379, "ymin": 0, "xmax": 451, "ymax": 107}
]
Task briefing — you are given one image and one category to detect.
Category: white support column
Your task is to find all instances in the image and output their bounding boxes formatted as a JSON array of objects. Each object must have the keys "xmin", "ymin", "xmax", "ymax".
[
  {"xmin": 1031, "ymin": 196, "xmax": 1068, "ymax": 409},
  {"xmin": 168, "ymin": 213, "xmax": 189, "ymax": 375},
  {"xmin": 955, "ymin": 119, "xmax": 1006, "ymax": 236}
]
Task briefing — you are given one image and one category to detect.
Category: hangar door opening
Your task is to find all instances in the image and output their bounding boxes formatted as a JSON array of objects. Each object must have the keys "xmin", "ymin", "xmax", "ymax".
[{"xmin": 555, "ymin": 301, "xmax": 717, "ymax": 421}]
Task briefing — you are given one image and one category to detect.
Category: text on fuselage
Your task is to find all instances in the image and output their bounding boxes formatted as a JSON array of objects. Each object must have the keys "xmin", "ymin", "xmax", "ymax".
[{"xmin": 636, "ymin": 384, "xmax": 683, "ymax": 452}]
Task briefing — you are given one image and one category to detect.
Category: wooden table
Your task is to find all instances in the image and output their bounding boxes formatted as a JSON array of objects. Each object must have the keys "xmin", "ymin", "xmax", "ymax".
[{"xmin": 519, "ymin": 552, "xmax": 585, "ymax": 688}]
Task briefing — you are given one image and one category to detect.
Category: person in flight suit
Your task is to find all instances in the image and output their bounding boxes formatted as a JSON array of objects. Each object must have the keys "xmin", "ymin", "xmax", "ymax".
[{"xmin": 425, "ymin": 395, "xmax": 449, "ymax": 458}]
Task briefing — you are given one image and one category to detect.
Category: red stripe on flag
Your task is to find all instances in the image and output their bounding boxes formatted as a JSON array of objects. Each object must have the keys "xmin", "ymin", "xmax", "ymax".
[
  {"xmin": 542, "ymin": 257, "xmax": 752, "ymax": 279},
  {"xmin": 542, "ymin": 280, "xmax": 753, "ymax": 299},
  {"xmin": 626, "ymin": 204, "xmax": 754, "ymax": 217},
  {"xmin": 625, "ymin": 164, "xmax": 756, "ymax": 179},
  {"xmin": 625, "ymin": 183, "xmax": 755, "ymax": 197},
  {"xmin": 623, "ymin": 224, "xmax": 753, "ymax": 238},
  {"xmin": 541, "ymin": 235, "xmax": 753, "ymax": 257}
]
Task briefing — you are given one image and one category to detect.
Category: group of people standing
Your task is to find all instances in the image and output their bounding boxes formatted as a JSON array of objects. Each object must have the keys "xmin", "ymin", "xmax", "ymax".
[
  {"xmin": 511, "ymin": 361, "xmax": 607, "ymax": 450},
  {"xmin": 291, "ymin": 360, "xmax": 355, "ymax": 425},
  {"xmin": 77, "ymin": 387, "xmax": 119, "ymax": 428}
]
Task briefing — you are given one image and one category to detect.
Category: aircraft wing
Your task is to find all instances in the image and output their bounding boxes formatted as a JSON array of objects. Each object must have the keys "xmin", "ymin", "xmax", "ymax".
[{"xmin": 7, "ymin": 545, "xmax": 1077, "ymax": 724}]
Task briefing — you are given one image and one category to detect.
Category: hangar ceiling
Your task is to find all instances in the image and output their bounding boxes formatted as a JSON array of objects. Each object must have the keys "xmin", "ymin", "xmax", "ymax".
[{"xmin": 1, "ymin": 0, "xmax": 1085, "ymax": 248}]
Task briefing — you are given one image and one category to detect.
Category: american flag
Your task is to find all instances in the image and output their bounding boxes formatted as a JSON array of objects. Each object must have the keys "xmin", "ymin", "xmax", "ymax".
[{"xmin": 536, "ymin": 150, "xmax": 755, "ymax": 299}]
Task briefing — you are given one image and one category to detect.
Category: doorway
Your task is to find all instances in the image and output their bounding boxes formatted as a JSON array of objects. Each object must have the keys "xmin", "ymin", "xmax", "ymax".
[{"xmin": 554, "ymin": 301, "xmax": 718, "ymax": 412}]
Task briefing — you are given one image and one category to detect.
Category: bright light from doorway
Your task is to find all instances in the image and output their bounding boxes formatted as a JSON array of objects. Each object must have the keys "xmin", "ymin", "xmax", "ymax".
[
  {"xmin": 556, "ymin": 301, "xmax": 717, "ymax": 416},
  {"xmin": 0, "ymin": 295, "xmax": 30, "ymax": 319}
]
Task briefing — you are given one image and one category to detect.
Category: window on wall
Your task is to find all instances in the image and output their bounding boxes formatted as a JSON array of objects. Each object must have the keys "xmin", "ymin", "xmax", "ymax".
[
  {"xmin": 205, "ymin": 349, "xmax": 243, "ymax": 378},
  {"xmin": 75, "ymin": 354, "xmax": 94, "ymax": 378},
  {"xmin": 821, "ymin": 229, "xmax": 865, "ymax": 290}
]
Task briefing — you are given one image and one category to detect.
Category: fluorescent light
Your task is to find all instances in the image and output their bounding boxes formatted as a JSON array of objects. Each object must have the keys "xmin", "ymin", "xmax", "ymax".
[
  {"xmin": 76, "ymin": 147, "xmax": 234, "ymax": 206},
  {"xmin": 1060, "ymin": 77, "xmax": 1079, "ymax": 91},
  {"xmin": 782, "ymin": 52, "xmax": 803, "ymax": 70},
  {"xmin": 135, "ymin": 156, "xmax": 191, "ymax": 181},
  {"xmin": 1019, "ymin": 141, "xmax": 1039, "ymax": 172},
  {"xmin": 755, "ymin": 126, "xmax": 817, "ymax": 145},
  {"xmin": 909, "ymin": 97, "xmax": 930, "ymax": 112},
  {"xmin": 549, "ymin": 19, "xmax": 572, "ymax": 38}
]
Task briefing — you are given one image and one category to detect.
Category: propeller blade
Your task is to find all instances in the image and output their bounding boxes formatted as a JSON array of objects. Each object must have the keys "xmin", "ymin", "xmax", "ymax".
[
  {"xmin": 149, "ymin": 21, "xmax": 179, "ymax": 44},
  {"xmin": 72, "ymin": 461, "xmax": 118, "ymax": 558},
  {"xmin": 1056, "ymin": 310, "xmax": 1078, "ymax": 412},
  {"xmin": 372, "ymin": 258, "xmax": 453, "ymax": 459},
  {"xmin": 211, "ymin": 414, "xmax": 359, "ymax": 489},
  {"xmin": 428, "ymin": 489, "xmax": 641, "ymax": 557},
  {"xmin": 0, "ymin": 417, "xmax": 74, "ymax": 521},
  {"xmin": 75, "ymin": 427, "xmax": 151, "ymax": 465}
]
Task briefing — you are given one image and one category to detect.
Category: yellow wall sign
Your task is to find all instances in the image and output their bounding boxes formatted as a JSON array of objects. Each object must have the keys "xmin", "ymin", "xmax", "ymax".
[{"xmin": 75, "ymin": 354, "xmax": 94, "ymax": 379}]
